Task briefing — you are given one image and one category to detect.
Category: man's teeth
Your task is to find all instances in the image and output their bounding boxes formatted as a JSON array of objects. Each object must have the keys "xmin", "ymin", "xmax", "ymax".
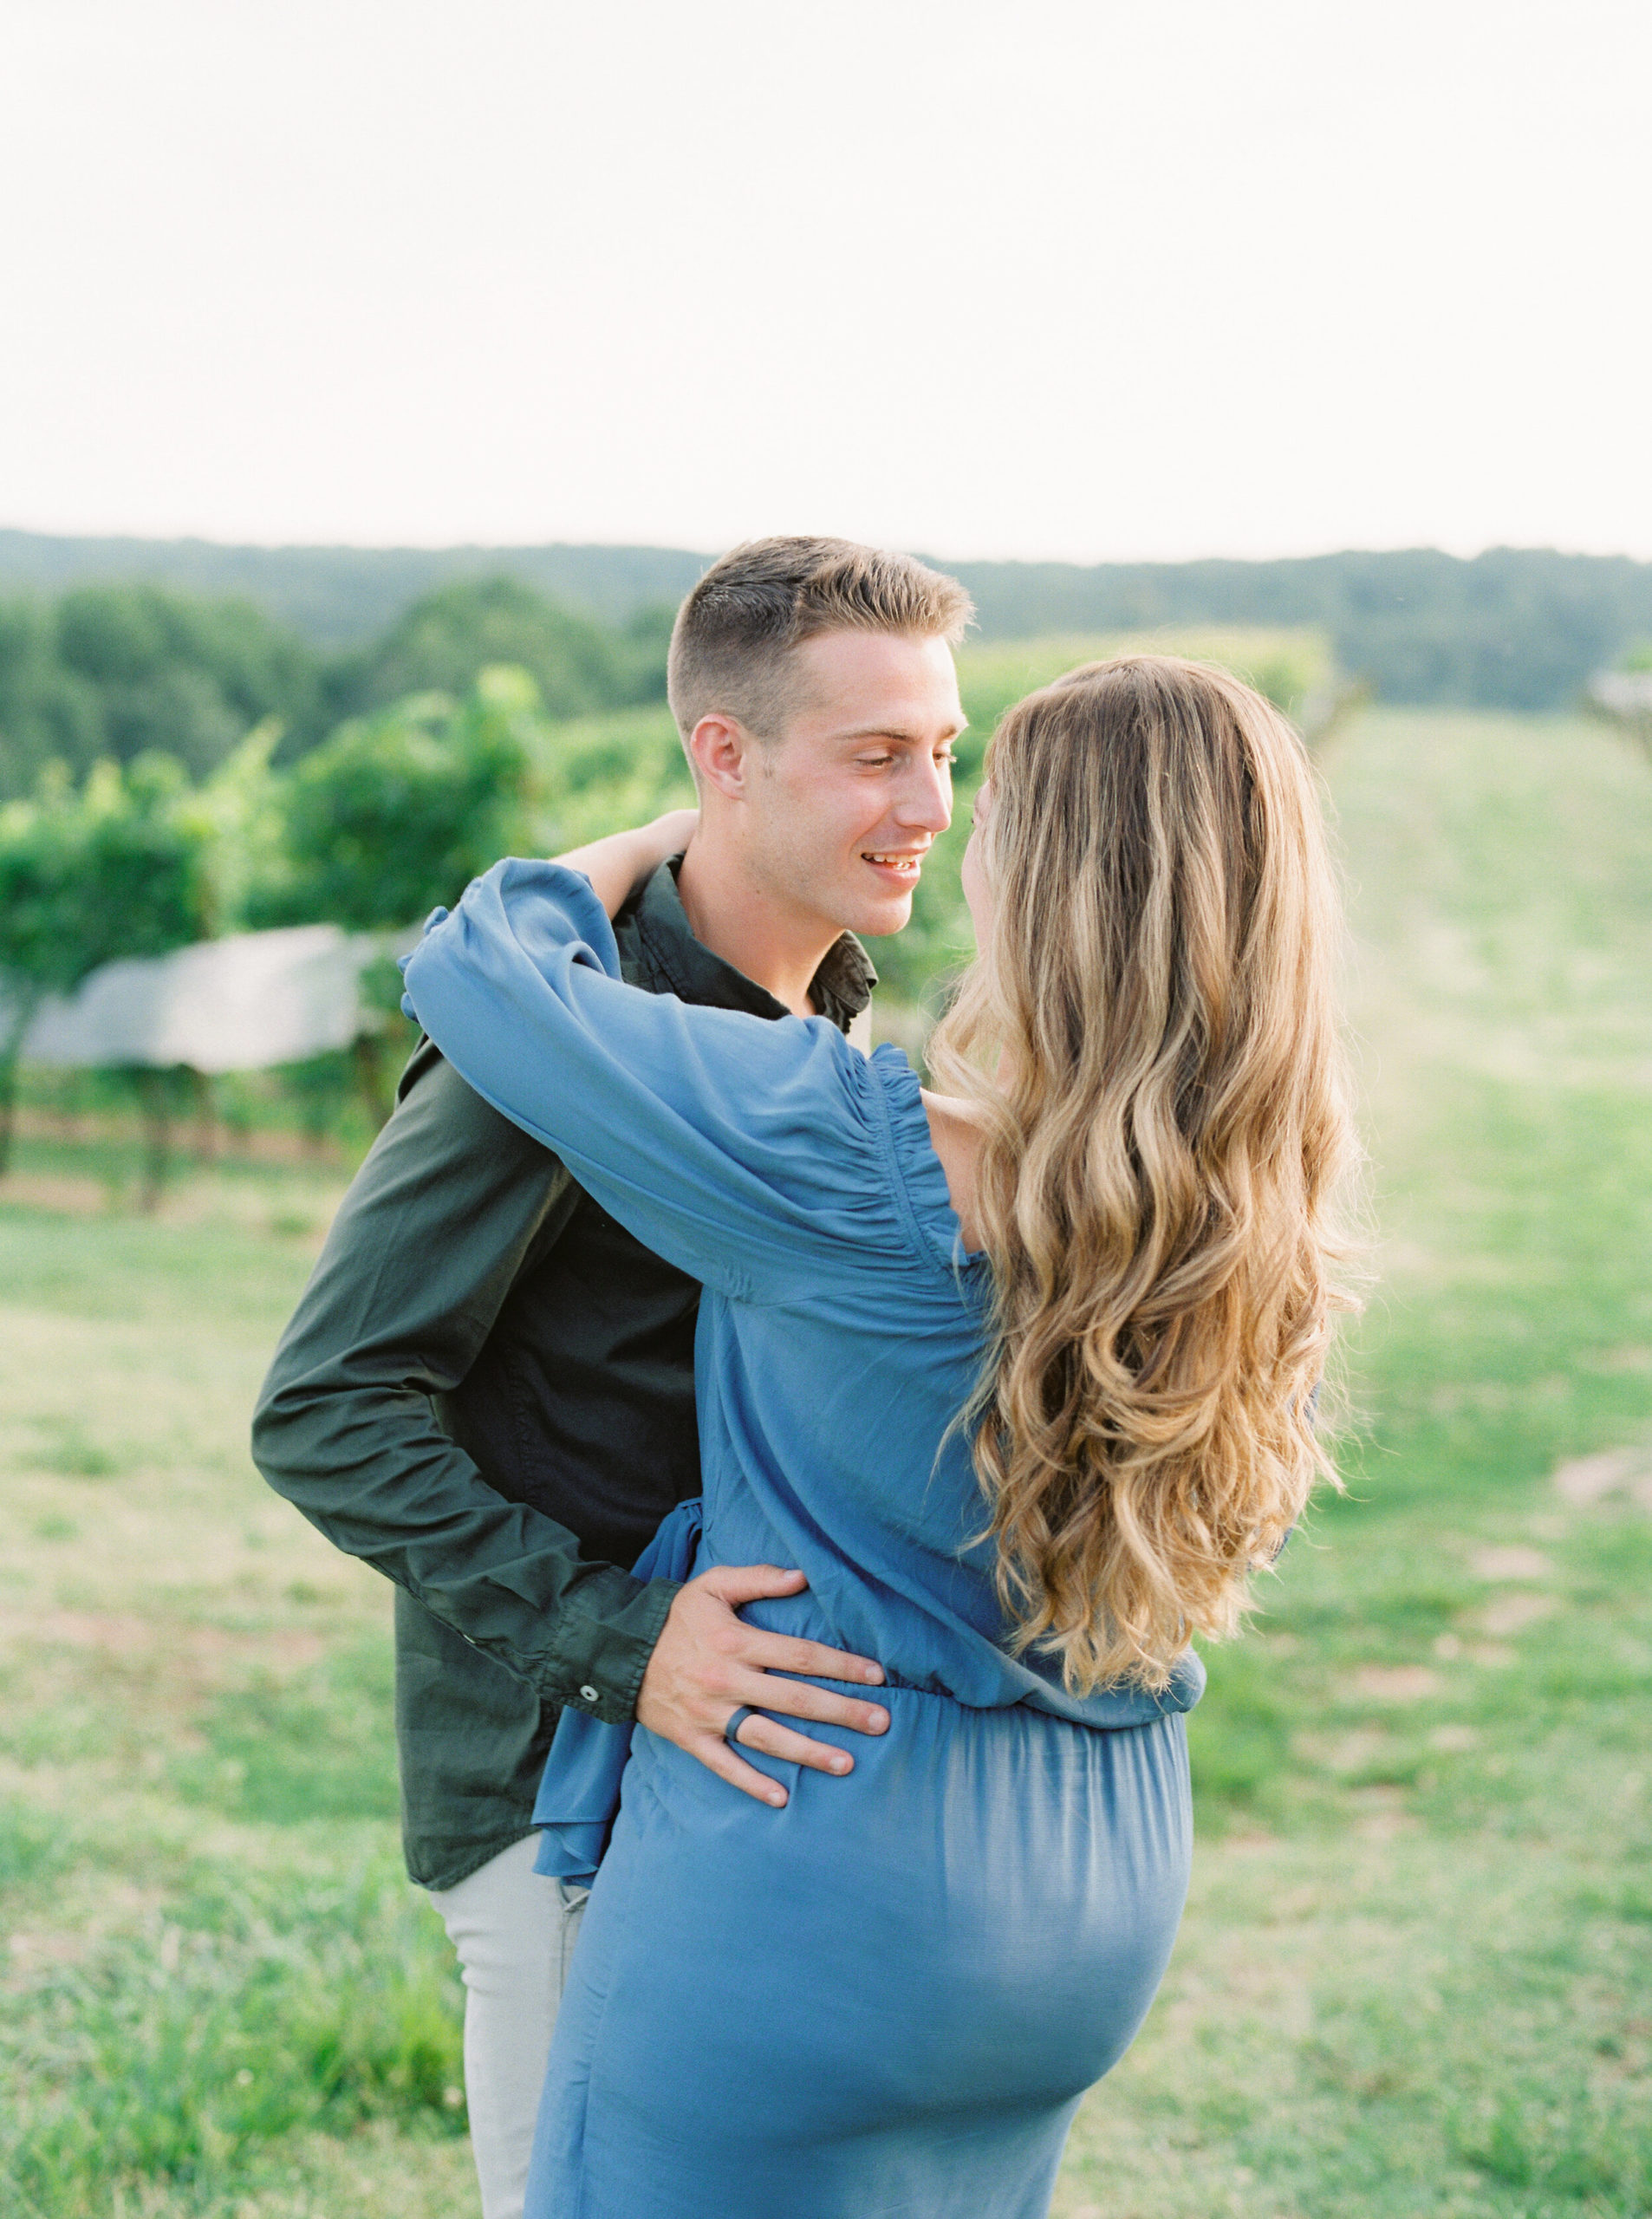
[{"xmin": 864, "ymin": 853, "xmax": 922, "ymax": 873}]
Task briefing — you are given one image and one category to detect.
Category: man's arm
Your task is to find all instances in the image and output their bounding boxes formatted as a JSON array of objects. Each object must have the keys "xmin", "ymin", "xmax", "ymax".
[
  {"xmin": 252, "ymin": 1044, "xmax": 670, "ymax": 1721},
  {"xmin": 252, "ymin": 1044, "xmax": 889, "ymax": 1795}
]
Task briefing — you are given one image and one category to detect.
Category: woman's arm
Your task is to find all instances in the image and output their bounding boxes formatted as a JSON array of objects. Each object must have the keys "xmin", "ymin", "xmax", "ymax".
[
  {"xmin": 553, "ymin": 809, "xmax": 699, "ymax": 921},
  {"xmin": 400, "ymin": 859, "xmax": 907, "ymax": 1305}
]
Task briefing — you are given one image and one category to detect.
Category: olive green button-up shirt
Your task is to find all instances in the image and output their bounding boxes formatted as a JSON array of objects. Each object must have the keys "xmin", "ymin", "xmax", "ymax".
[{"xmin": 250, "ymin": 860, "xmax": 874, "ymax": 1889}]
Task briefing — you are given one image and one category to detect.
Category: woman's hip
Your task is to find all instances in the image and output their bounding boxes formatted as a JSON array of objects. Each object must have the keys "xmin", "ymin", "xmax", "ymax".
[{"xmin": 602, "ymin": 1689, "xmax": 1192, "ymax": 2098}]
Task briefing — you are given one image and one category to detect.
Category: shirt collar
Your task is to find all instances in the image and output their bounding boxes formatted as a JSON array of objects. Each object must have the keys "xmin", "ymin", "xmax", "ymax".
[{"xmin": 621, "ymin": 856, "xmax": 876, "ymax": 1034}]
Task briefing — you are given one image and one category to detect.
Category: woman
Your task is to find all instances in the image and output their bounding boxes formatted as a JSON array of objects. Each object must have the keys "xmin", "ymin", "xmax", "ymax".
[{"xmin": 400, "ymin": 656, "xmax": 1356, "ymax": 2219}]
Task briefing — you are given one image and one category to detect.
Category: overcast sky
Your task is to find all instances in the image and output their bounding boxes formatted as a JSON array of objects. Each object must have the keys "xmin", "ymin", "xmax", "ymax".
[{"xmin": 3, "ymin": 0, "xmax": 1648, "ymax": 564}]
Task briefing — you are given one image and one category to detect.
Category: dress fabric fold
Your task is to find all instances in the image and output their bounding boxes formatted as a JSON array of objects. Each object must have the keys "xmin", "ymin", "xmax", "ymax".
[{"xmin": 532, "ymin": 1498, "xmax": 705, "ymax": 1887}]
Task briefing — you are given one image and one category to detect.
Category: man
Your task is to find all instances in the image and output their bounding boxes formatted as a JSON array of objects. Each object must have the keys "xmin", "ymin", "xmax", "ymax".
[{"xmin": 250, "ymin": 536, "xmax": 972, "ymax": 2219}]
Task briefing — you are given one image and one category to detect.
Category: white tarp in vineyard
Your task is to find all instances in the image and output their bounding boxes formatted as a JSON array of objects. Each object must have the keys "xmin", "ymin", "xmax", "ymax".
[
  {"xmin": 19, "ymin": 922, "xmax": 416, "ymax": 1073},
  {"xmin": 1589, "ymin": 672, "xmax": 1652, "ymax": 718}
]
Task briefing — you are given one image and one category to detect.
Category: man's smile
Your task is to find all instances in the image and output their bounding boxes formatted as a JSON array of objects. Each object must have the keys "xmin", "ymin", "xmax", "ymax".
[{"xmin": 861, "ymin": 848, "xmax": 928, "ymax": 882}]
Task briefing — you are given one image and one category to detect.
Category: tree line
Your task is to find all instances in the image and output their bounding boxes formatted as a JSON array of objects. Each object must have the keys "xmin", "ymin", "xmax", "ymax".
[
  {"xmin": 5, "ymin": 531, "xmax": 1652, "ymax": 714},
  {"xmin": 943, "ymin": 547, "xmax": 1652, "ymax": 714},
  {"xmin": 0, "ymin": 576, "xmax": 675, "ymax": 801}
]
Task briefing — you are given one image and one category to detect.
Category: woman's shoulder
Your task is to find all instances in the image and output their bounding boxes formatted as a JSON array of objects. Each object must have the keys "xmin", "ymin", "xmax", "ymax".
[
  {"xmin": 855, "ymin": 1044, "xmax": 990, "ymax": 1279},
  {"xmin": 915, "ymin": 1081, "xmax": 987, "ymax": 1259}
]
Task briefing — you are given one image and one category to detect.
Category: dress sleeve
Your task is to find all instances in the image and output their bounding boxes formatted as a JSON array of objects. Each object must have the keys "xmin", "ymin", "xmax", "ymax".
[{"xmin": 400, "ymin": 858, "xmax": 914, "ymax": 1304}]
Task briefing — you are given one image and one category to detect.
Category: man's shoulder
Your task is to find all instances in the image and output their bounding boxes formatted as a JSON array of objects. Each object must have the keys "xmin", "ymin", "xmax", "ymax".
[{"xmin": 388, "ymin": 1037, "xmax": 565, "ymax": 1179}]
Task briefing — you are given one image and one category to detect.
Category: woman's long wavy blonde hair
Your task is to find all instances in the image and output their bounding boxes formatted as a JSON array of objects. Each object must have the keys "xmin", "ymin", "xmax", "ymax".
[{"xmin": 927, "ymin": 655, "xmax": 1360, "ymax": 1692}]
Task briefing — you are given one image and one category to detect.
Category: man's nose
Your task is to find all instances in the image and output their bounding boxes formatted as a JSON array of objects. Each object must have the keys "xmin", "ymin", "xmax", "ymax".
[{"xmin": 894, "ymin": 754, "xmax": 954, "ymax": 832}]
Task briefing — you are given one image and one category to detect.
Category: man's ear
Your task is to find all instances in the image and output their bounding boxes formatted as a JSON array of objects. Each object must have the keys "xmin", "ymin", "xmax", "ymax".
[{"xmin": 686, "ymin": 713, "xmax": 758, "ymax": 802}]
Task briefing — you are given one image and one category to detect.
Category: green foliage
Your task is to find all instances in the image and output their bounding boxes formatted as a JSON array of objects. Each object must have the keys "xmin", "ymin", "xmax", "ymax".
[
  {"xmin": 329, "ymin": 574, "xmax": 664, "ymax": 726},
  {"xmin": 526, "ymin": 701, "xmax": 695, "ymax": 853},
  {"xmin": 616, "ymin": 601, "xmax": 678, "ymax": 703},
  {"xmin": 941, "ymin": 545, "xmax": 1652, "ymax": 713},
  {"xmin": 14, "ymin": 532, "xmax": 1652, "ymax": 715},
  {"xmin": 0, "ymin": 524, "xmax": 711, "ymax": 646},
  {"xmin": 73, "ymin": 754, "xmax": 218, "ymax": 958},
  {"xmin": 255, "ymin": 667, "xmax": 543, "ymax": 931},
  {"xmin": 53, "ymin": 586, "xmax": 321, "ymax": 733},
  {"xmin": 0, "ymin": 789, "xmax": 95, "ymax": 1013},
  {"xmin": 0, "ymin": 752, "xmax": 216, "ymax": 1006},
  {"xmin": 0, "ymin": 585, "xmax": 326, "ymax": 797},
  {"xmin": 953, "ymin": 625, "xmax": 1351, "ymax": 758},
  {"xmin": 0, "ymin": 574, "xmax": 674, "ymax": 804},
  {"xmin": 0, "ymin": 747, "xmax": 263, "ymax": 1176},
  {"xmin": 0, "ymin": 598, "xmax": 102, "ymax": 794}
]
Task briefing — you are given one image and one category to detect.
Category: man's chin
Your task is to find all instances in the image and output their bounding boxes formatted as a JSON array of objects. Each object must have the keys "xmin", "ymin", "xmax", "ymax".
[{"xmin": 843, "ymin": 895, "xmax": 916, "ymax": 940}]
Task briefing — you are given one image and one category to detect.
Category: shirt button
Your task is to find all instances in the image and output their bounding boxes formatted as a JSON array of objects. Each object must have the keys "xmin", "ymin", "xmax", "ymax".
[{"xmin": 579, "ymin": 1685, "xmax": 599, "ymax": 1704}]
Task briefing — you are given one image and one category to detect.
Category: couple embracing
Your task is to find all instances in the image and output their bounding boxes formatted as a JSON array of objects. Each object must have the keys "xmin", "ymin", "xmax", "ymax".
[{"xmin": 253, "ymin": 537, "xmax": 1353, "ymax": 2219}]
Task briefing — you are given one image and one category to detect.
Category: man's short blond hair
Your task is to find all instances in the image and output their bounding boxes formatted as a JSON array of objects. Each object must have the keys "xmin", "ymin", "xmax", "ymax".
[{"xmin": 667, "ymin": 536, "xmax": 973, "ymax": 747}]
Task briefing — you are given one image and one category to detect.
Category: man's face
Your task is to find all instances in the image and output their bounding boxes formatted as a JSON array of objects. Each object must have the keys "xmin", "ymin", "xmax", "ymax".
[{"xmin": 737, "ymin": 629, "xmax": 965, "ymax": 940}]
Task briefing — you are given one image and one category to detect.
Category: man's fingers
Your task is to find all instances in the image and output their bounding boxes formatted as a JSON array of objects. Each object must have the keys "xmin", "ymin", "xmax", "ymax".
[
  {"xmin": 700, "ymin": 1563, "xmax": 809, "ymax": 1606},
  {"xmin": 692, "ymin": 1734, "xmax": 790, "ymax": 1808},
  {"xmin": 733, "ymin": 1712, "xmax": 858, "ymax": 1775},
  {"xmin": 692, "ymin": 1566, "xmax": 887, "ymax": 1687},
  {"xmin": 728, "ymin": 1671, "xmax": 888, "ymax": 1735},
  {"xmin": 732, "ymin": 1628, "xmax": 886, "ymax": 1687}
]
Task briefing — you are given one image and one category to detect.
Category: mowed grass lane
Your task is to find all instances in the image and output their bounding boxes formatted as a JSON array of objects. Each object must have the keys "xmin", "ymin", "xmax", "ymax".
[
  {"xmin": 1057, "ymin": 707, "xmax": 1652, "ymax": 2219},
  {"xmin": 3, "ymin": 706, "xmax": 1650, "ymax": 2216}
]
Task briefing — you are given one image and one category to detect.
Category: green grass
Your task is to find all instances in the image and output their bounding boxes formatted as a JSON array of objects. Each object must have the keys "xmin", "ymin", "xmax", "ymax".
[
  {"xmin": 3, "ymin": 704, "xmax": 1652, "ymax": 2215},
  {"xmin": 4, "ymin": 1847, "xmax": 465, "ymax": 2211},
  {"xmin": 0, "ymin": 1179, "xmax": 469, "ymax": 2216}
]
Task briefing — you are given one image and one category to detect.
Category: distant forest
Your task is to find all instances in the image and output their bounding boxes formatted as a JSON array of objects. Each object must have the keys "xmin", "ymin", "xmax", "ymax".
[
  {"xmin": 0, "ymin": 575, "xmax": 673, "ymax": 798},
  {"xmin": 2, "ymin": 533, "xmax": 1650, "ymax": 766}
]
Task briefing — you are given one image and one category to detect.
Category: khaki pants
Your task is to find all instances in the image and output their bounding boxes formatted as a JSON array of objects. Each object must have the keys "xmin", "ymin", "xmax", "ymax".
[{"xmin": 429, "ymin": 1834, "xmax": 589, "ymax": 2219}]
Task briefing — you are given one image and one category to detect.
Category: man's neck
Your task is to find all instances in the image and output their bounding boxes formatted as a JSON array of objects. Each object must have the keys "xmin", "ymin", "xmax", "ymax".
[{"xmin": 674, "ymin": 836, "xmax": 841, "ymax": 1018}]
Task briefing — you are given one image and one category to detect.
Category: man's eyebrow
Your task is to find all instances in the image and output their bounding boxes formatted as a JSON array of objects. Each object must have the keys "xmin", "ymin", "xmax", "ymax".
[{"xmin": 835, "ymin": 718, "xmax": 969, "ymax": 744}]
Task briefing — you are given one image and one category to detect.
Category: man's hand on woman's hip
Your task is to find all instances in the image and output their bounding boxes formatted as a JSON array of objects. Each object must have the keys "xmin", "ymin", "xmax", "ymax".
[{"xmin": 636, "ymin": 1565, "xmax": 888, "ymax": 1807}]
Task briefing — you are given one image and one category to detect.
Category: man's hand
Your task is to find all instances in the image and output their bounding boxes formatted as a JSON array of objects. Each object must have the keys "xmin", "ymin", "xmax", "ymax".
[{"xmin": 636, "ymin": 1564, "xmax": 888, "ymax": 1808}]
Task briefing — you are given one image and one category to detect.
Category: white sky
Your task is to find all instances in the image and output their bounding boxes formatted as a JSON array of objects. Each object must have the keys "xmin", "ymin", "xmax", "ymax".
[{"xmin": 2, "ymin": 0, "xmax": 1649, "ymax": 564}]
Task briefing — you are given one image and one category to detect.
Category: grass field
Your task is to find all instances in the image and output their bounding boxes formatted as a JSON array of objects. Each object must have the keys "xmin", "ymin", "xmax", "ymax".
[{"xmin": 3, "ymin": 706, "xmax": 1652, "ymax": 2217}]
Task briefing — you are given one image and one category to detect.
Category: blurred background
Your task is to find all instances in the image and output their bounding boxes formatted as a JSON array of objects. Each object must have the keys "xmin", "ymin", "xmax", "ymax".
[{"xmin": 3, "ymin": 4, "xmax": 1650, "ymax": 2216}]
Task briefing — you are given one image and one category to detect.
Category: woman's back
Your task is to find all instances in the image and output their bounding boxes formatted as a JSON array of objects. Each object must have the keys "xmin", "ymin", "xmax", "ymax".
[
  {"xmin": 404, "ymin": 862, "xmax": 1201, "ymax": 1731},
  {"xmin": 686, "ymin": 1038, "xmax": 1203, "ymax": 1728}
]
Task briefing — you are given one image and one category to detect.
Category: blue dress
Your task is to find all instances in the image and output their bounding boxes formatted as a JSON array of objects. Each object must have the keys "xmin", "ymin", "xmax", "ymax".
[{"xmin": 401, "ymin": 862, "xmax": 1202, "ymax": 2219}]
